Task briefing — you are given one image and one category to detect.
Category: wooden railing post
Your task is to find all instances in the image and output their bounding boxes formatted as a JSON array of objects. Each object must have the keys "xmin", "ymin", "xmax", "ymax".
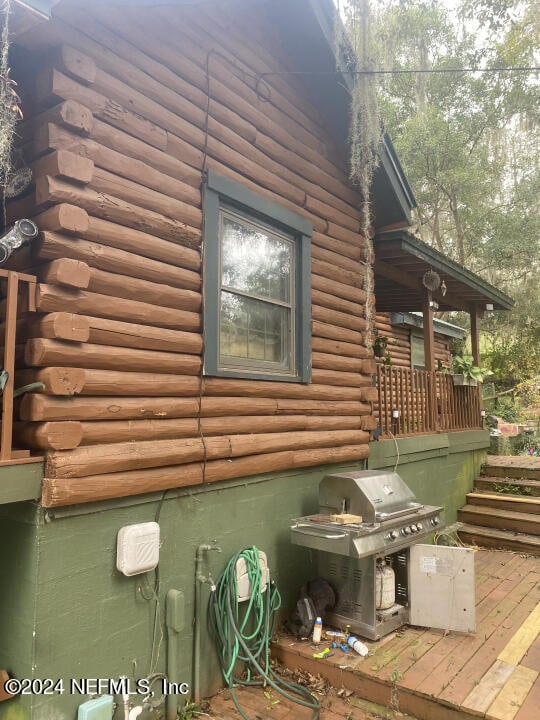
[
  {"xmin": 1, "ymin": 272, "xmax": 19, "ymax": 461},
  {"xmin": 376, "ymin": 363, "xmax": 483, "ymax": 438}
]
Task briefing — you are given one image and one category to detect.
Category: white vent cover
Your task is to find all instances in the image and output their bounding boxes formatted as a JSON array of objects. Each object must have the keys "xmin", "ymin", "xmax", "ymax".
[{"xmin": 116, "ymin": 522, "xmax": 160, "ymax": 576}]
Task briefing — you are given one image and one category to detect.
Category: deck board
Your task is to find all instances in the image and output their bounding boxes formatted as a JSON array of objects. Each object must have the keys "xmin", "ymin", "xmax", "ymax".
[
  {"xmin": 208, "ymin": 685, "xmax": 420, "ymax": 720},
  {"xmin": 271, "ymin": 549, "xmax": 540, "ymax": 720},
  {"xmin": 513, "ymin": 674, "xmax": 540, "ymax": 720},
  {"xmin": 462, "ymin": 660, "xmax": 515, "ymax": 714},
  {"xmin": 438, "ymin": 568, "xmax": 540, "ymax": 706},
  {"xmin": 499, "ymin": 603, "xmax": 540, "ymax": 666},
  {"xmin": 485, "ymin": 665, "xmax": 538, "ymax": 720},
  {"xmin": 401, "ymin": 553, "xmax": 534, "ymax": 696},
  {"xmin": 521, "ymin": 633, "xmax": 540, "ymax": 673}
]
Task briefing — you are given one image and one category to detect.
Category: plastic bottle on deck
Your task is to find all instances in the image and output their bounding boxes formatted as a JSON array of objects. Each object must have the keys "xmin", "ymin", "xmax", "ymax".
[
  {"xmin": 347, "ymin": 635, "xmax": 369, "ymax": 656},
  {"xmin": 312, "ymin": 617, "xmax": 323, "ymax": 643}
]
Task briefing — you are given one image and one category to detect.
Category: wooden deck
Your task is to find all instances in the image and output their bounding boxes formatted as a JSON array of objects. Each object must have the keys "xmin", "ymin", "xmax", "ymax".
[
  {"xmin": 208, "ymin": 685, "xmax": 420, "ymax": 720},
  {"xmin": 271, "ymin": 549, "xmax": 540, "ymax": 720}
]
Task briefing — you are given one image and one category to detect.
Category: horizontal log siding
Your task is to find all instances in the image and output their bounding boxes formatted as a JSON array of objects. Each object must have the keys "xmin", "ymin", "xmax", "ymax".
[
  {"xmin": 10, "ymin": 3, "xmax": 374, "ymax": 506},
  {"xmin": 374, "ymin": 313, "xmax": 453, "ymax": 368}
]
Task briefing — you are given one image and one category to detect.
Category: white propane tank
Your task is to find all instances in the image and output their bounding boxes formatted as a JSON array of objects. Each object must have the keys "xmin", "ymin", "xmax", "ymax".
[{"xmin": 375, "ymin": 561, "xmax": 395, "ymax": 610}]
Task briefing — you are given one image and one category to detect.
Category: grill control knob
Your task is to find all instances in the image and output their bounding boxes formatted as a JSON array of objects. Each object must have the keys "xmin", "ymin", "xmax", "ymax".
[
  {"xmin": 411, "ymin": 524, "xmax": 418, "ymax": 532},
  {"xmin": 402, "ymin": 526, "xmax": 412, "ymax": 535},
  {"xmin": 416, "ymin": 523, "xmax": 423, "ymax": 531},
  {"xmin": 390, "ymin": 530, "xmax": 399, "ymax": 540},
  {"xmin": 430, "ymin": 516, "xmax": 440, "ymax": 526}
]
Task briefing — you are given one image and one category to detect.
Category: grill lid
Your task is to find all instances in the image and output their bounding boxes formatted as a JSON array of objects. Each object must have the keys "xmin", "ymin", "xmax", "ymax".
[{"xmin": 319, "ymin": 469, "xmax": 422, "ymax": 524}]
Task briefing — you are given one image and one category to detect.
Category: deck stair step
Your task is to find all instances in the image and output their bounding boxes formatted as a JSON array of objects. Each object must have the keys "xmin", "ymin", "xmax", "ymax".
[
  {"xmin": 474, "ymin": 475, "xmax": 540, "ymax": 496},
  {"xmin": 459, "ymin": 456, "xmax": 540, "ymax": 554},
  {"xmin": 465, "ymin": 492, "xmax": 540, "ymax": 514},
  {"xmin": 458, "ymin": 524, "xmax": 540, "ymax": 555},
  {"xmin": 481, "ymin": 456, "xmax": 540, "ymax": 481},
  {"xmin": 458, "ymin": 504, "xmax": 540, "ymax": 535}
]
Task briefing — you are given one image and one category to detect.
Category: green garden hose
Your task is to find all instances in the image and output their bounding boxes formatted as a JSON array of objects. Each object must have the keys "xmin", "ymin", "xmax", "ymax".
[{"xmin": 210, "ymin": 546, "xmax": 320, "ymax": 720}]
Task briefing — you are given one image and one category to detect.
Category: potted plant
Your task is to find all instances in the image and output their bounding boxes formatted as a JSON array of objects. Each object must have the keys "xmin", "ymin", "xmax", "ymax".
[
  {"xmin": 451, "ymin": 355, "xmax": 492, "ymax": 386},
  {"xmin": 373, "ymin": 333, "xmax": 392, "ymax": 365}
]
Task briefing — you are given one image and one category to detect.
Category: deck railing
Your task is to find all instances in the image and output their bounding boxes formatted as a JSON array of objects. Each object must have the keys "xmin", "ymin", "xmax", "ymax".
[
  {"xmin": 376, "ymin": 365, "xmax": 483, "ymax": 436},
  {"xmin": 0, "ymin": 269, "xmax": 37, "ymax": 463}
]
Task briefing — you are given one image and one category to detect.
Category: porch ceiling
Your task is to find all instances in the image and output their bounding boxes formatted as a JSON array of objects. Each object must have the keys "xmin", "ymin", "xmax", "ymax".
[{"xmin": 374, "ymin": 230, "xmax": 514, "ymax": 313}]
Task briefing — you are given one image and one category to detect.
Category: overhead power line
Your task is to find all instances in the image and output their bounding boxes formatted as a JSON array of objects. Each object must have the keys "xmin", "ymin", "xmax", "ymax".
[
  {"xmin": 258, "ymin": 66, "xmax": 540, "ymax": 79},
  {"xmin": 356, "ymin": 66, "xmax": 540, "ymax": 75}
]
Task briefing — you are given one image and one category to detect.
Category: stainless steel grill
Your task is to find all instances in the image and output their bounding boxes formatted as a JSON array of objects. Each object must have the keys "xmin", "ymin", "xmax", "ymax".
[{"xmin": 291, "ymin": 469, "xmax": 444, "ymax": 640}]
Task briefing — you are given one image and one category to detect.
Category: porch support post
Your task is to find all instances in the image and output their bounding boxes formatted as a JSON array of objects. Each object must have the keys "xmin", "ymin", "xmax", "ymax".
[
  {"xmin": 470, "ymin": 308, "xmax": 480, "ymax": 366},
  {"xmin": 422, "ymin": 291, "xmax": 435, "ymax": 372},
  {"xmin": 423, "ymin": 291, "xmax": 437, "ymax": 431},
  {"xmin": 470, "ymin": 307, "xmax": 484, "ymax": 424}
]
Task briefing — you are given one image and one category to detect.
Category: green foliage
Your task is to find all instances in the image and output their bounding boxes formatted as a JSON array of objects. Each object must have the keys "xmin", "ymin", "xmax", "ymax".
[
  {"xmin": 1, "ymin": 0, "xmax": 23, "ymax": 201},
  {"xmin": 373, "ymin": 332, "xmax": 392, "ymax": 364},
  {"xmin": 493, "ymin": 483, "xmax": 532, "ymax": 496},
  {"xmin": 493, "ymin": 395, "xmax": 520, "ymax": 422},
  {"xmin": 515, "ymin": 378, "xmax": 540, "ymax": 408},
  {"xmin": 514, "ymin": 434, "xmax": 540, "ymax": 457},
  {"xmin": 483, "ymin": 277, "xmax": 540, "ymax": 384},
  {"xmin": 177, "ymin": 700, "xmax": 210, "ymax": 719},
  {"xmin": 452, "ymin": 354, "xmax": 493, "ymax": 382},
  {"xmin": 371, "ymin": 0, "xmax": 539, "ymax": 386}
]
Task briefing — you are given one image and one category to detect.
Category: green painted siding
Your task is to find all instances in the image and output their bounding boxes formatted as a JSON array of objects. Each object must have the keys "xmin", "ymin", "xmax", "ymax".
[
  {"xmin": 0, "ymin": 504, "xmax": 40, "ymax": 720},
  {"xmin": 0, "ymin": 435, "xmax": 486, "ymax": 718},
  {"xmin": 0, "ymin": 465, "xmax": 327, "ymax": 719},
  {"xmin": 0, "ymin": 462, "xmax": 42, "ymax": 506},
  {"xmin": 368, "ymin": 430, "xmax": 488, "ymax": 524}
]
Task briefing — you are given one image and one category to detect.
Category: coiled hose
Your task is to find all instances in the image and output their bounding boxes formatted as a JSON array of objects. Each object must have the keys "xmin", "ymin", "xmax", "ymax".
[{"xmin": 209, "ymin": 546, "xmax": 320, "ymax": 720}]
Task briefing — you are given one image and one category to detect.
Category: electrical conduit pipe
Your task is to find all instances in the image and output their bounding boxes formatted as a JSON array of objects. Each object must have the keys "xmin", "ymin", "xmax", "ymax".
[
  {"xmin": 165, "ymin": 589, "xmax": 185, "ymax": 720},
  {"xmin": 194, "ymin": 542, "xmax": 221, "ymax": 704}
]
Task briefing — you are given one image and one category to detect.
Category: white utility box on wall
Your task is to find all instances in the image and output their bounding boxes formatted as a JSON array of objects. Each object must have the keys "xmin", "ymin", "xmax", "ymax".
[
  {"xmin": 116, "ymin": 522, "xmax": 160, "ymax": 576},
  {"xmin": 235, "ymin": 550, "xmax": 270, "ymax": 602}
]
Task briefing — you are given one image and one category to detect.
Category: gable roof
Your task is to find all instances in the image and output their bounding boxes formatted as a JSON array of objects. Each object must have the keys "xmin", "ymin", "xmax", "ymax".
[
  {"xmin": 13, "ymin": 0, "xmax": 416, "ymax": 229},
  {"xmin": 266, "ymin": 0, "xmax": 416, "ymax": 227}
]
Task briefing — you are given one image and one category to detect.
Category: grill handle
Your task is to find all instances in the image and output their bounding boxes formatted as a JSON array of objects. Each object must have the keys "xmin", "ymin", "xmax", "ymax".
[{"xmin": 292, "ymin": 525, "xmax": 348, "ymax": 540}]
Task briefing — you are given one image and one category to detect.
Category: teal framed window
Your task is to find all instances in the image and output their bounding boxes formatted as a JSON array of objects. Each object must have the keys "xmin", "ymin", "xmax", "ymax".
[{"xmin": 204, "ymin": 170, "xmax": 311, "ymax": 382}]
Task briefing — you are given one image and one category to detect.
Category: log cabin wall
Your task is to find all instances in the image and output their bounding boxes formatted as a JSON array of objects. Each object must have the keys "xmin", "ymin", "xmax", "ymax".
[
  {"xmin": 374, "ymin": 313, "xmax": 452, "ymax": 368},
  {"xmin": 7, "ymin": 0, "xmax": 377, "ymax": 507}
]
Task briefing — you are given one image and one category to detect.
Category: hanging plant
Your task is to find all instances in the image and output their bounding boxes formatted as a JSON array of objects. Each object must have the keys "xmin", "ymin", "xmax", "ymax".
[
  {"xmin": 422, "ymin": 269, "xmax": 441, "ymax": 292},
  {"xmin": 1, "ymin": 0, "xmax": 23, "ymax": 228},
  {"xmin": 335, "ymin": 0, "xmax": 382, "ymax": 351},
  {"xmin": 373, "ymin": 333, "xmax": 388, "ymax": 358},
  {"xmin": 373, "ymin": 332, "xmax": 392, "ymax": 364}
]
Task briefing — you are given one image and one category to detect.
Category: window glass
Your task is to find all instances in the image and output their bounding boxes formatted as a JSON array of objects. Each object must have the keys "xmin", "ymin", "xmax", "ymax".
[
  {"xmin": 220, "ymin": 292, "xmax": 289, "ymax": 365},
  {"xmin": 219, "ymin": 210, "xmax": 294, "ymax": 372},
  {"xmin": 221, "ymin": 213, "xmax": 292, "ymax": 303},
  {"xmin": 411, "ymin": 332, "xmax": 425, "ymax": 369}
]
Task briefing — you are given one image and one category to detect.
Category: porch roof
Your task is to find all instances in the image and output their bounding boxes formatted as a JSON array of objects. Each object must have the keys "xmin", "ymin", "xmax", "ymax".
[{"xmin": 374, "ymin": 230, "xmax": 514, "ymax": 313}]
